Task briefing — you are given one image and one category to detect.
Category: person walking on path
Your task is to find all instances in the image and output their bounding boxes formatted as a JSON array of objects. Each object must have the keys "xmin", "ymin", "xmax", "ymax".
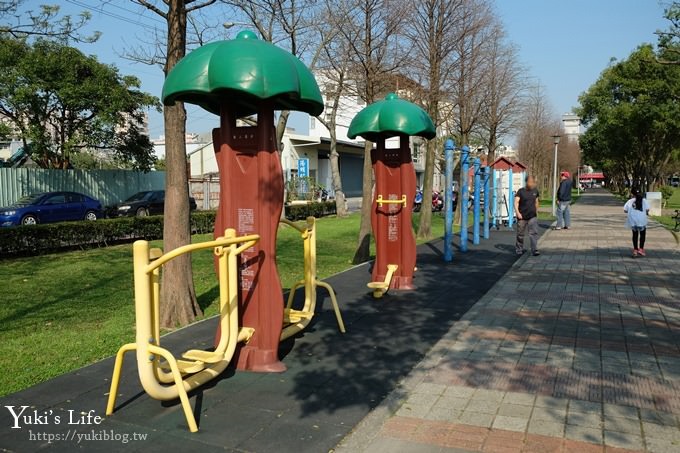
[
  {"xmin": 624, "ymin": 188, "xmax": 650, "ymax": 257},
  {"xmin": 555, "ymin": 171, "xmax": 572, "ymax": 230},
  {"xmin": 514, "ymin": 175, "xmax": 541, "ymax": 256}
]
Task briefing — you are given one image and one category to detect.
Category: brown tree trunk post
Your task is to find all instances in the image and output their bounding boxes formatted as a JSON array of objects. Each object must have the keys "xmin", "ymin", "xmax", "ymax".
[
  {"xmin": 159, "ymin": 0, "xmax": 202, "ymax": 327},
  {"xmin": 329, "ymin": 128, "xmax": 348, "ymax": 216},
  {"xmin": 417, "ymin": 139, "xmax": 436, "ymax": 239},
  {"xmin": 352, "ymin": 140, "xmax": 374, "ymax": 263}
]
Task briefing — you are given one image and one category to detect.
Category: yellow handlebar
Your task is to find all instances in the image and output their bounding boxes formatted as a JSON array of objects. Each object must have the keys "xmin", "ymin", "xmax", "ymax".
[
  {"xmin": 376, "ymin": 195, "xmax": 407, "ymax": 208},
  {"xmin": 145, "ymin": 233, "xmax": 260, "ymax": 273}
]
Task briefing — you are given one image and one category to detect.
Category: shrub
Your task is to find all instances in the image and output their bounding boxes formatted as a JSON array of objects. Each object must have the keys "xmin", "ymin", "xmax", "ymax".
[
  {"xmin": 660, "ymin": 185, "xmax": 674, "ymax": 207},
  {"xmin": 0, "ymin": 211, "xmax": 217, "ymax": 257},
  {"xmin": 284, "ymin": 201, "xmax": 337, "ymax": 220}
]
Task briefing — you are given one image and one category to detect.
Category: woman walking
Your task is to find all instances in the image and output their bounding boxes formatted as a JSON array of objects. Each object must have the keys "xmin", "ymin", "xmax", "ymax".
[{"xmin": 623, "ymin": 188, "xmax": 650, "ymax": 257}]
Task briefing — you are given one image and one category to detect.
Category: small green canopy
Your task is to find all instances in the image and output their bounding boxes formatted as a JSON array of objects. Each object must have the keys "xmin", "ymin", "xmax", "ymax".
[
  {"xmin": 162, "ymin": 30, "xmax": 323, "ymax": 117},
  {"xmin": 347, "ymin": 93, "xmax": 436, "ymax": 142}
]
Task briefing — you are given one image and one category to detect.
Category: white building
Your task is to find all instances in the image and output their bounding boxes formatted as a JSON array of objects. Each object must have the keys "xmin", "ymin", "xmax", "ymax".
[
  {"xmin": 152, "ymin": 133, "xmax": 207, "ymax": 159},
  {"xmin": 562, "ymin": 113, "xmax": 581, "ymax": 142}
]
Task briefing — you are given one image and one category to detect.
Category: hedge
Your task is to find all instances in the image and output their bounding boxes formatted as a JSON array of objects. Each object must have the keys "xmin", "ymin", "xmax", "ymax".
[
  {"xmin": 0, "ymin": 211, "xmax": 217, "ymax": 258},
  {"xmin": 284, "ymin": 201, "xmax": 337, "ymax": 220}
]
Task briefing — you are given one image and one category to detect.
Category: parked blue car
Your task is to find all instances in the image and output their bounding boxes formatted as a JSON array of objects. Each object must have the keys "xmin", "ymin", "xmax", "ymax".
[{"xmin": 0, "ymin": 191, "xmax": 103, "ymax": 227}]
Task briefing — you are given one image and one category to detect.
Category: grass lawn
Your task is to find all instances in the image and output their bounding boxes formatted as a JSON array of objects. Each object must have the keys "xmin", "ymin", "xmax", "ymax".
[{"xmin": 1, "ymin": 212, "xmax": 451, "ymax": 396}]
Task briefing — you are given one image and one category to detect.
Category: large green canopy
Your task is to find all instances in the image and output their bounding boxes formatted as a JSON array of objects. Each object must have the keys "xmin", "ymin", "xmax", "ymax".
[
  {"xmin": 347, "ymin": 93, "xmax": 436, "ymax": 141},
  {"xmin": 162, "ymin": 30, "xmax": 323, "ymax": 117}
]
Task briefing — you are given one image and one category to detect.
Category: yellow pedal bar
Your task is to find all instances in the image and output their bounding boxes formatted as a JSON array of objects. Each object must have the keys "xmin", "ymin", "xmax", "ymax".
[
  {"xmin": 376, "ymin": 195, "xmax": 407, "ymax": 208},
  {"xmin": 367, "ymin": 264, "xmax": 398, "ymax": 298}
]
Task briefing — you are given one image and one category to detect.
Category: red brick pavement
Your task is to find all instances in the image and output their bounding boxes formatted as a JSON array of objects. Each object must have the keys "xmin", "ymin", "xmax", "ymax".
[
  {"xmin": 380, "ymin": 417, "xmax": 642, "ymax": 452},
  {"xmin": 424, "ymin": 360, "xmax": 680, "ymax": 412},
  {"xmin": 461, "ymin": 307, "xmax": 680, "ymax": 358}
]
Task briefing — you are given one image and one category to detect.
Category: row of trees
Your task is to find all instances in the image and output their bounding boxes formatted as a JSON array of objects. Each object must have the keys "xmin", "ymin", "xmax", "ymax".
[
  {"xmin": 516, "ymin": 86, "xmax": 580, "ymax": 193},
  {"xmin": 577, "ymin": 3, "xmax": 680, "ymax": 192}
]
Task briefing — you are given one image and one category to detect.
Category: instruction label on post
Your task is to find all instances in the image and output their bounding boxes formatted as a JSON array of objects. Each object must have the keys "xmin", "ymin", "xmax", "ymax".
[
  {"xmin": 388, "ymin": 194, "xmax": 399, "ymax": 242},
  {"xmin": 237, "ymin": 208, "xmax": 256, "ymax": 290}
]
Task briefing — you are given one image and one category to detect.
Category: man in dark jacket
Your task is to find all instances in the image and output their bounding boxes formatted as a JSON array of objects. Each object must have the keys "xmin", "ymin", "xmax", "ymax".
[
  {"xmin": 556, "ymin": 171, "xmax": 572, "ymax": 230},
  {"xmin": 514, "ymin": 175, "xmax": 541, "ymax": 256}
]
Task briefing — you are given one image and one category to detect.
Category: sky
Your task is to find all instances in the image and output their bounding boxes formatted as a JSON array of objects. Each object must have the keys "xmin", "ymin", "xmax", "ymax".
[{"xmin": 30, "ymin": 0, "xmax": 671, "ymax": 144}]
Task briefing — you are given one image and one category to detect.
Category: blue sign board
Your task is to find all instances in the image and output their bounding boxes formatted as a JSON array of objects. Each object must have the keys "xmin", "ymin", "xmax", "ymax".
[{"xmin": 297, "ymin": 158, "xmax": 309, "ymax": 178}]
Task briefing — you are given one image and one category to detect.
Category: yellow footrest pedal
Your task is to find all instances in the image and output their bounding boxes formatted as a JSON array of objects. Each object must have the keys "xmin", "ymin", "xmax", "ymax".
[
  {"xmin": 182, "ymin": 350, "xmax": 225, "ymax": 364},
  {"xmin": 368, "ymin": 264, "xmax": 398, "ymax": 298},
  {"xmin": 284, "ymin": 309, "xmax": 314, "ymax": 324},
  {"xmin": 159, "ymin": 359, "xmax": 206, "ymax": 374}
]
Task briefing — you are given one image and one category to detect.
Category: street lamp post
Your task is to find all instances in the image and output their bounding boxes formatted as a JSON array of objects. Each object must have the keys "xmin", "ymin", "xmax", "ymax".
[{"xmin": 551, "ymin": 135, "xmax": 561, "ymax": 217}]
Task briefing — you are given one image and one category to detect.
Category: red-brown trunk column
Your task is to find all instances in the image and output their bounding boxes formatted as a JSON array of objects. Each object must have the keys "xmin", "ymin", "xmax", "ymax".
[
  {"xmin": 371, "ymin": 135, "xmax": 417, "ymax": 289},
  {"xmin": 213, "ymin": 102, "xmax": 285, "ymax": 372}
]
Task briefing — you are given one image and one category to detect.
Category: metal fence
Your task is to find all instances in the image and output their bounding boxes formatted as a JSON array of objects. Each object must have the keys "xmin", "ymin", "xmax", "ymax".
[
  {"xmin": 0, "ymin": 168, "xmax": 166, "ymax": 207},
  {"xmin": 189, "ymin": 176, "xmax": 220, "ymax": 210}
]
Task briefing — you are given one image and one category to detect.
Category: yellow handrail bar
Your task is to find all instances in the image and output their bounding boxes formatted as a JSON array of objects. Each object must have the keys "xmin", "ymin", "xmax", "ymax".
[
  {"xmin": 376, "ymin": 194, "xmax": 407, "ymax": 208},
  {"xmin": 145, "ymin": 234, "xmax": 260, "ymax": 273}
]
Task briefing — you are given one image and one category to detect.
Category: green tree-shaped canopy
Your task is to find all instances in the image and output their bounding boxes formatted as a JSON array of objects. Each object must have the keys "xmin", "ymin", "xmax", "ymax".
[
  {"xmin": 347, "ymin": 93, "xmax": 436, "ymax": 142},
  {"xmin": 162, "ymin": 30, "xmax": 323, "ymax": 117}
]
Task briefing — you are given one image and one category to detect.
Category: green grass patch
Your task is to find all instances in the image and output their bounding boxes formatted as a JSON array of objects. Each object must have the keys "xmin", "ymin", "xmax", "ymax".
[{"xmin": 1, "ymin": 212, "xmax": 465, "ymax": 396}]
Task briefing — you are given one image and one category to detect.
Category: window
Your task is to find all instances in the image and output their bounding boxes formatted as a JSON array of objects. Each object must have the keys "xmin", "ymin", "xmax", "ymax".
[
  {"xmin": 310, "ymin": 117, "xmax": 316, "ymax": 129},
  {"xmin": 66, "ymin": 193, "xmax": 83, "ymax": 203},
  {"xmin": 44, "ymin": 194, "xmax": 66, "ymax": 205}
]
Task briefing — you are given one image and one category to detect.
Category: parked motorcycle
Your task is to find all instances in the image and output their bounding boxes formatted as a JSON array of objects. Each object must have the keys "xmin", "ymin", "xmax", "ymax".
[
  {"xmin": 413, "ymin": 190, "xmax": 444, "ymax": 212},
  {"xmin": 432, "ymin": 191, "xmax": 443, "ymax": 212},
  {"xmin": 413, "ymin": 190, "xmax": 424, "ymax": 212}
]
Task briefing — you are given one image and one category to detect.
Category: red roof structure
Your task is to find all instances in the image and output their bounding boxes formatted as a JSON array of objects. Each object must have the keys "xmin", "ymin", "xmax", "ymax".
[
  {"xmin": 579, "ymin": 172, "xmax": 605, "ymax": 180},
  {"xmin": 512, "ymin": 161, "xmax": 528, "ymax": 172},
  {"xmin": 490, "ymin": 157, "xmax": 514, "ymax": 171}
]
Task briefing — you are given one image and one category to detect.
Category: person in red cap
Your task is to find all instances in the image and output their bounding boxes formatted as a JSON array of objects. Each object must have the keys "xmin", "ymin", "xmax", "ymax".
[{"xmin": 556, "ymin": 171, "xmax": 572, "ymax": 229}]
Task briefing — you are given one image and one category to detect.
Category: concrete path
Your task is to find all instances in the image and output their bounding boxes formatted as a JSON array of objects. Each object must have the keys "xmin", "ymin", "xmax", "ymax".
[{"xmin": 337, "ymin": 190, "xmax": 680, "ymax": 453}]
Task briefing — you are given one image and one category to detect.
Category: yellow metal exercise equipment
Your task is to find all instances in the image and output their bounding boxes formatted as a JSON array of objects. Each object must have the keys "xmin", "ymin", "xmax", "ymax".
[
  {"xmin": 105, "ymin": 229, "xmax": 259, "ymax": 432},
  {"xmin": 280, "ymin": 217, "xmax": 345, "ymax": 340}
]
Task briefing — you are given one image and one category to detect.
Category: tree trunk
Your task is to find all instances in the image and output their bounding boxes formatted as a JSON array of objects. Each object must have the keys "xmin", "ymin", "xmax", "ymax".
[
  {"xmin": 352, "ymin": 140, "xmax": 373, "ymax": 264},
  {"xmin": 159, "ymin": 0, "xmax": 201, "ymax": 328},
  {"xmin": 276, "ymin": 110, "xmax": 290, "ymax": 152},
  {"xmin": 486, "ymin": 131, "xmax": 497, "ymax": 166},
  {"xmin": 417, "ymin": 139, "xmax": 436, "ymax": 239},
  {"xmin": 328, "ymin": 128, "xmax": 348, "ymax": 217}
]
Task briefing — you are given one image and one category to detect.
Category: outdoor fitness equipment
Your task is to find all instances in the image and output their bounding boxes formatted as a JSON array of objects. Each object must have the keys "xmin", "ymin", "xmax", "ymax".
[
  {"xmin": 347, "ymin": 93, "xmax": 436, "ymax": 298},
  {"xmin": 162, "ymin": 30, "xmax": 324, "ymax": 372},
  {"xmin": 106, "ymin": 230, "xmax": 259, "ymax": 432},
  {"xmin": 280, "ymin": 217, "xmax": 345, "ymax": 340}
]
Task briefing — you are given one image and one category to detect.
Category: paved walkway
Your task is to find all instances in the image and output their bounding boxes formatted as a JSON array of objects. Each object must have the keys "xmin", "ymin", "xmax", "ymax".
[{"xmin": 337, "ymin": 190, "xmax": 680, "ymax": 453}]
